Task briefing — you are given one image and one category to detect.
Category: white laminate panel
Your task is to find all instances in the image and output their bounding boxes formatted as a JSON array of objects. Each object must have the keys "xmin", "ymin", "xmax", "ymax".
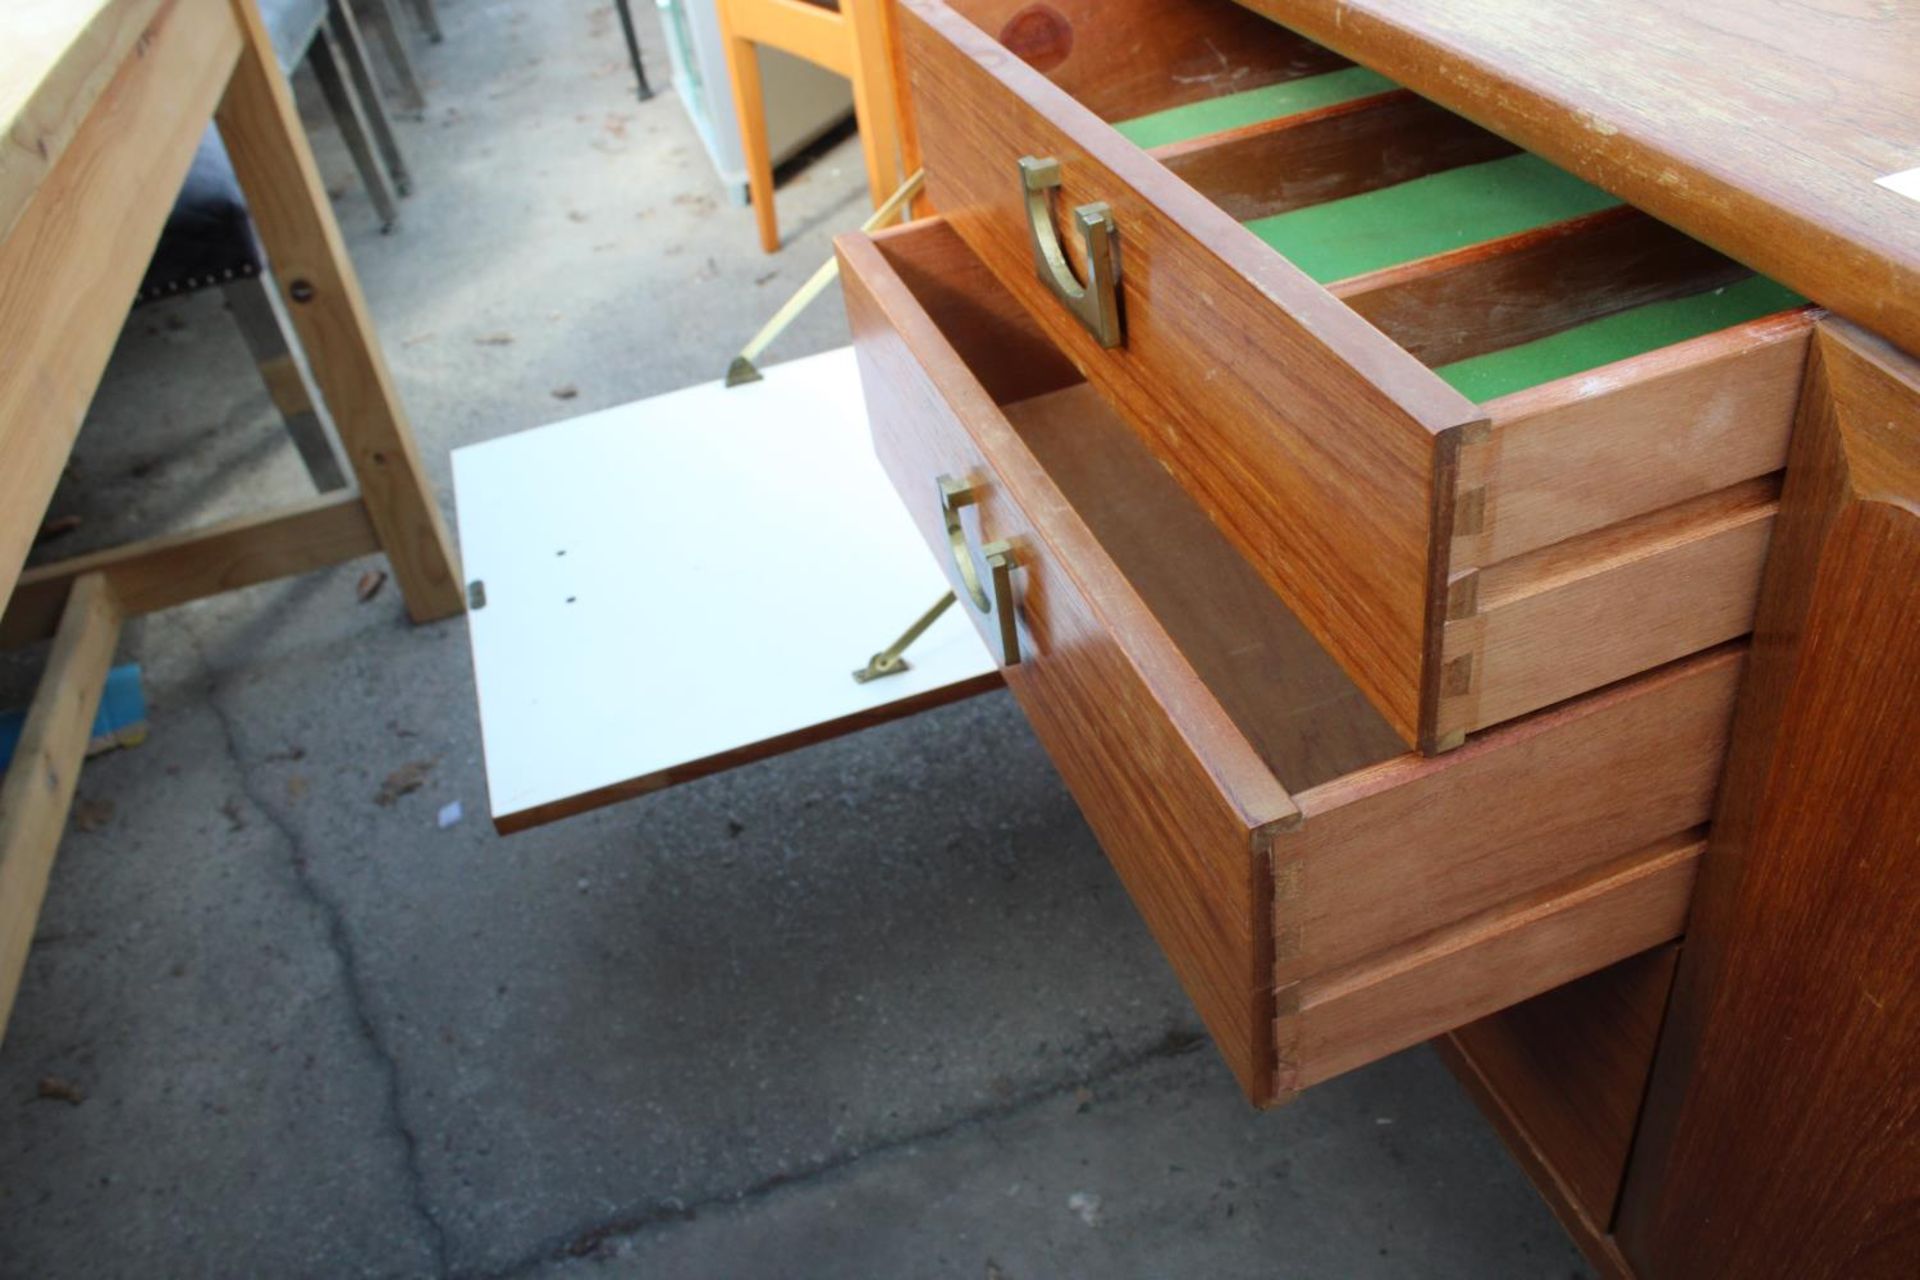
[{"xmin": 452, "ymin": 347, "xmax": 997, "ymax": 831}]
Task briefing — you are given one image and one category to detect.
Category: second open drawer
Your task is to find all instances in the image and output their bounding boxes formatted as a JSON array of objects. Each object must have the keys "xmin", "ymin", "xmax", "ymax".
[{"xmin": 839, "ymin": 217, "xmax": 1741, "ymax": 1105}]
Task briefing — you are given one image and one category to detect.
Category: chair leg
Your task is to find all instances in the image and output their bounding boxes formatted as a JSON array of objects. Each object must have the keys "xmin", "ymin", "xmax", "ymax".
[
  {"xmin": 355, "ymin": 0, "xmax": 428, "ymax": 115},
  {"xmin": 329, "ymin": 0, "xmax": 412, "ymax": 195},
  {"xmin": 306, "ymin": 29, "xmax": 402, "ymax": 231},
  {"xmin": 847, "ymin": 77, "xmax": 893, "ymax": 213},
  {"xmin": 888, "ymin": 4, "xmax": 924, "ymax": 218},
  {"xmin": 717, "ymin": 4, "xmax": 779, "ymax": 253},
  {"xmin": 612, "ymin": 0, "xmax": 654, "ymax": 100},
  {"xmin": 845, "ymin": 0, "xmax": 903, "ymax": 209},
  {"xmin": 223, "ymin": 275, "xmax": 351, "ymax": 494},
  {"xmin": 406, "ymin": 0, "xmax": 442, "ymax": 43}
]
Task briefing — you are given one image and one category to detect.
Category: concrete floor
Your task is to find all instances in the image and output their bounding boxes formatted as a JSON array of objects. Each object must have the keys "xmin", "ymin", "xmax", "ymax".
[{"xmin": 0, "ymin": 4, "xmax": 1594, "ymax": 1277}]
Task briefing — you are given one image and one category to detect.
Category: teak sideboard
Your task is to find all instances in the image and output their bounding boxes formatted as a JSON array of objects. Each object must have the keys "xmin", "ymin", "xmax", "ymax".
[{"xmin": 830, "ymin": 1, "xmax": 1916, "ymax": 1274}]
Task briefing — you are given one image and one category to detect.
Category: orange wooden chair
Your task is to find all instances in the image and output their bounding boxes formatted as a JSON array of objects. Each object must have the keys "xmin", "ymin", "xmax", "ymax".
[{"xmin": 716, "ymin": 0, "xmax": 905, "ymax": 252}]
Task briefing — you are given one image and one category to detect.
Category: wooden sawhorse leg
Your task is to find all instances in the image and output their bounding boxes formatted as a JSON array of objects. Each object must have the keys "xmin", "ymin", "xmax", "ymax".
[
  {"xmin": 0, "ymin": 575, "xmax": 121, "ymax": 1037},
  {"xmin": 216, "ymin": 0, "xmax": 463, "ymax": 624}
]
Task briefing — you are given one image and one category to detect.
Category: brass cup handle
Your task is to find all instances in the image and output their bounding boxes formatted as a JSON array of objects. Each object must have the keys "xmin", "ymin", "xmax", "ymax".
[
  {"xmin": 1019, "ymin": 156, "xmax": 1123, "ymax": 348},
  {"xmin": 938, "ymin": 474, "xmax": 1022, "ymax": 665}
]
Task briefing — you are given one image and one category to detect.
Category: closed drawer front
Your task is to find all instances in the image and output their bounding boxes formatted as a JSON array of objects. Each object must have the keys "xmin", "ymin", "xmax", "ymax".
[
  {"xmin": 839, "ymin": 218, "xmax": 1741, "ymax": 1104},
  {"xmin": 901, "ymin": 0, "xmax": 1810, "ymax": 751}
]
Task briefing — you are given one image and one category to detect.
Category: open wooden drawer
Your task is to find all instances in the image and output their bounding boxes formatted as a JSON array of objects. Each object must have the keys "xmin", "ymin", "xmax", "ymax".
[
  {"xmin": 839, "ymin": 216, "xmax": 1742, "ymax": 1104},
  {"xmin": 898, "ymin": 0, "xmax": 1812, "ymax": 751}
]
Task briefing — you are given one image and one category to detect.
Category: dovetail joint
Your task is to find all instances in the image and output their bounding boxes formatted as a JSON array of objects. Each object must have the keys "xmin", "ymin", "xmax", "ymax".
[
  {"xmin": 1453, "ymin": 483, "xmax": 1488, "ymax": 538},
  {"xmin": 1272, "ymin": 859, "xmax": 1302, "ymax": 900},
  {"xmin": 1270, "ymin": 1002, "xmax": 1302, "ymax": 1107},
  {"xmin": 1442, "ymin": 652, "xmax": 1476, "ymax": 697},
  {"xmin": 1445, "ymin": 569, "xmax": 1481, "ymax": 621}
]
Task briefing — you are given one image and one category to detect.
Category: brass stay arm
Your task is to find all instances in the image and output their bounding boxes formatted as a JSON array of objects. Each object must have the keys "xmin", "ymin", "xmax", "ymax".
[{"xmin": 851, "ymin": 591, "xmax": 958, "ymax": 684}]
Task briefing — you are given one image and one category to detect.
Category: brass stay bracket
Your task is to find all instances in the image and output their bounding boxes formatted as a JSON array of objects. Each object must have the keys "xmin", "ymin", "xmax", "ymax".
[
  {"xmin": 726, "ymin": 170, "xmax": 927, "ymax": 387},
  {"xmin": 852, "ymin": 591, "xmax": 958, "ymax": 683}
]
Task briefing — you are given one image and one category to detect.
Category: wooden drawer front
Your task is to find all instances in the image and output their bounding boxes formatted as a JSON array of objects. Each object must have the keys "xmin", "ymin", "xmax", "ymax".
[
  {"xmin": 841, "ymin": 221, "xmax": 1301, "ymax": 1099},
  {"xmin": 901, "ymin": 0, "xmax": 1811, "ymax": 752},
  {"xmin": 840, "ymin": 218, "xmax": 1741, "ymax": 1104},
  {"xmin": 901, "ymin": 0, "xmax": 1480, "ymax": 750}
]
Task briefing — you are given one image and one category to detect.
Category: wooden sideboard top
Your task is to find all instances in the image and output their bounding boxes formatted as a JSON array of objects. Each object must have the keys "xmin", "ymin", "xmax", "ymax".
[{"xmin": 1234, "ymin": 0, "xmax": 1920, "ymax": 357}]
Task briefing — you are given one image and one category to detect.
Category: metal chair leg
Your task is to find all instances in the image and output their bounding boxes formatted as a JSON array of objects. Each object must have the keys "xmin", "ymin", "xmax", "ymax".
[
  {"xmin": 329, "ymin": 0, "xmax": 411, "ymax": 195},
  {"xmin": 306, "ymin": 26, "xmax": 401, "ymax": 231},
  {"xmin": 356, "ymin": 0, "xmax": 428, "ymax": 115},
  {"xmin": 406, "ymin": 0, "xmax": 442, "ymax": 43},
  {"xmin": 613, "ymin": 0, "xmax": 654, "ymax": 101},
  {"xmin": 223, "ymin": 275, "xmax": 351, "ymax": 494}
]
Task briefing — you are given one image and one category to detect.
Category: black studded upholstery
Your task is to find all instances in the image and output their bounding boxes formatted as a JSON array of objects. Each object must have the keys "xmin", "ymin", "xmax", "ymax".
[{"xmin": 134, "ymin": 130, "xmax": 264, "ymax": 306}]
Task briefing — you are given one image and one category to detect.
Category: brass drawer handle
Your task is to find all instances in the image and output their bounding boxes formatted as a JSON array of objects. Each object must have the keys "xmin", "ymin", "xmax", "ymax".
[
  {"xmin": 1019, "ymin": 156, "xmax": 1123, "ymax": 348},
  {"xmin": 938, "ymin": 474, "xmax": 1022, "ymax": 665}
]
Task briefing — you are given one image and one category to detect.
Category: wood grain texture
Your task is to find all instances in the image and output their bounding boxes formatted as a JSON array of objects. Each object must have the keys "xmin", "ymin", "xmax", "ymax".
[
  {"xmin": 0, "ymin": 0, "xmax": 170, "ymax": 241},
  {"xmin": 1436, "ymin": 1052, "xmax": 1635, "ymax": 1280},
  {"xmin": 1231, "ymin": 0, "xmax": 1920, "ymax": 360},
  {"xmin": 1288, "ymin": 832, "xmax": 1699, "ymax": 1092},
  {"xmin": 1332, "ymin": 207, "xmax": 1750, "ymax": 372},
  {"xmin": 842, "ymin": 222, "xmax": 1300, "ymax": 1099},
  {"xmin": 0, "ymin": 493, "xmax": 380, "ymax": 649},
  {"xmin": 0, "ymin": 0, "xmax": 240, "ymax": 612},
  {"xmin": 845, "ymin": 218, "xmax": 1746, "ymax": 1105},
  {"xmin": 216, "ymin": 0, "xmax": 464, "ymax": 623},
  {"xmin": 1007, "ymin": 383, "xmax": 1403, "ymax": 793},
  {"xmin": 1440, "ymin": 478, "xmax": 1779, "ymax": 737},
  {"xmin": 1457, "ymin": 310, "xmax": 1813, "ymax": 568},
  {"xmin": 0, "ymin": 574, "xmax": 122, "ymax": 1039},
  {"xmin": 903, "ymin": 0, "xmax": 1485, "ymax": 748},
  {"xmin": 1283, "ymin": 644, "xmax": 1740, "ymax": 981},
  {"xmin": 1616, "ymin": 320, "xmax": 1920, "ymax": 1279},
  {"xmin": 1442, "ymin": 944, "xmax": 1680, "ymax": 1254},
  {"xmin": 947, "ymin": 0, "xmax": 1346, "ymax": 122},
  {"xmin": 864, "ymin": 217, "xmax": 1082, "ymax": 405},
  {"xmin": 1149, "ymin": 88, "xmax": 1516, "ymax": 223}
]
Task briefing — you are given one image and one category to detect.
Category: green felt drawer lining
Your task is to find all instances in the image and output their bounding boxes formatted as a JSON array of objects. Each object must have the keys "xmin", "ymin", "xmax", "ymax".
[
  {"xmin": 1112, "ymin": 66, "xmax": 1396, "ymax": 150},
  {"xmin": 1110, "ymin": 58, "xmax": 1804, "ymax": 400},
  {"xmin": 1244, "ymin": 154, "xmax": 1621, "ymax": 283},
  {"xmin": 1434, "ymin": 276, "xmax": 1807, "ymax": 402}
]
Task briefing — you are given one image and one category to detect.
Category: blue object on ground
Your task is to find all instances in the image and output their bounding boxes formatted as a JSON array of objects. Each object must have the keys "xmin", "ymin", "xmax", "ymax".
[{"xmin": 0, "ymin": 663, "xmax": 148, "ymax": 772}]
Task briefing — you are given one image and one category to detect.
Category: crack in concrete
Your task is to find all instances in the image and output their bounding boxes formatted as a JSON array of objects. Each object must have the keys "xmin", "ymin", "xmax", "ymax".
[
  {"xmin": 472, "ymin": 1027, "xmax": 1211, "ymax": 1280},
  {"xmin": 185, "ymin": 622, "xmax": 454, "ymax": 1278}
]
